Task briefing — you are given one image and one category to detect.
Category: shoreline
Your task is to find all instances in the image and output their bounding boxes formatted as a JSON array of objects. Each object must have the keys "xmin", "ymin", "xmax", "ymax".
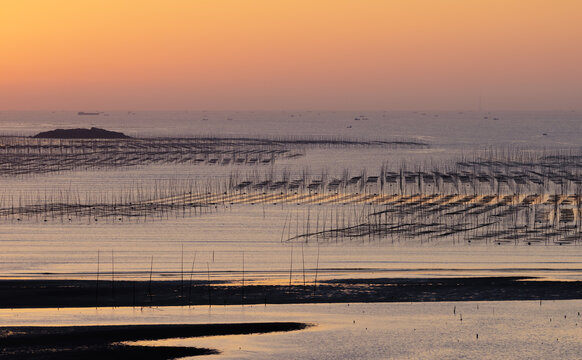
[{"xmin": 2, "ymin": 277, "xmax": 582, "ymax": 309}]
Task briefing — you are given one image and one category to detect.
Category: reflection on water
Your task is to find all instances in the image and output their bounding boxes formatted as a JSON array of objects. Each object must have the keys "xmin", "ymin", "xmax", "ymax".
[
  {"xmin": 3, "ymin": 301, "xmax": 582, "ymax": 359},
  {"xmin": 1, "ymin": 111, "xmax": 582, "ymax": 284},
  {"xmin": 0, "ymin": 112, "xmax": 582, "ymax": 357},
  {"xmin": 2, "ymin": 206, "xmax": 582, "ymax": 282}
]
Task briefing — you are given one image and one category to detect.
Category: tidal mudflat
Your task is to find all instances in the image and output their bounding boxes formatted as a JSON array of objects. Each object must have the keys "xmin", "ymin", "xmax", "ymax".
[{"xmin": 3, "ymin": 301, "xmax": 582, "ymax": 359}]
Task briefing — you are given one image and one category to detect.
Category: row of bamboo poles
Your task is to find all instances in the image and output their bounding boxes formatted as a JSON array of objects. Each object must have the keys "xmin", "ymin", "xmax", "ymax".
[{"xmin": 0, "ymin": 135, "xmax": 428, "ymax": 176}]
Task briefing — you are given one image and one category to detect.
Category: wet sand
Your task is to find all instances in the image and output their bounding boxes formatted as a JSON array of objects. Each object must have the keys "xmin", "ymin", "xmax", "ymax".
[{"xmin": 1, "ymin": 277, "xmax": 581, "ymax": 309}]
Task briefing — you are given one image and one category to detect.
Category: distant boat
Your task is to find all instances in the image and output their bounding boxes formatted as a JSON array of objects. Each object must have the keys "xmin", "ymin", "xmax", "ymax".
[{"xmin": 78, "ymin": 112, "xmax": 101, "ymax": 116}]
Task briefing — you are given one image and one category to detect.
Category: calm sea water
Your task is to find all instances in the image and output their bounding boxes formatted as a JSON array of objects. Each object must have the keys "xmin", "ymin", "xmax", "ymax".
[
  {"xmin": 0, "ymin": 111, "xmax": 581, "ymax": 281},
  {"xmin": 0, "ymin": 110, "xmax": 580, "ymax": 146}
]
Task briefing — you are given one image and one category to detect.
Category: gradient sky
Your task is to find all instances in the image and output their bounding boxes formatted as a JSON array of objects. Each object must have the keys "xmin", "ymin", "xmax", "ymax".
[{"xmin": 1, "ymin": 0, "xmax": 581, "ymax": 111}]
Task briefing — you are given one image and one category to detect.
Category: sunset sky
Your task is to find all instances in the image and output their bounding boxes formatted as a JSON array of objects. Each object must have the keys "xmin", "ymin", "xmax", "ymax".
[{"xmin": 1, "ymin": 0, "xmax": 580, "ymax": 111}]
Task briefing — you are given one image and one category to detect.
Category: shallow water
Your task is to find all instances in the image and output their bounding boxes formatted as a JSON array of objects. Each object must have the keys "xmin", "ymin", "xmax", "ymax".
[
  {"xmin": 1, "ymin": 111, "xmax": 582, "ymax": 358},
  {"xmin": 2, "ymin": 205, "xmax": 582, "ymax": 281},
  {"xmin": 3, "ymin": 301, "xmax": 582, "ymax": 359},
  {"xmin": 0, "ymin": 111, "xmax": 581, "ymax": 281}
]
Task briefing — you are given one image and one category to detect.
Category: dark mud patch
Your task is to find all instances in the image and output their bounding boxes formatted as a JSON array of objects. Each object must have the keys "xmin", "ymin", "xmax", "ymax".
[
  {"xmin": 0, "ymin": 322, "xmax": 309, "ymax": 359},
  {"xmin": 0, "ymin": 277, "xmax": 579, "ymax": 309}
]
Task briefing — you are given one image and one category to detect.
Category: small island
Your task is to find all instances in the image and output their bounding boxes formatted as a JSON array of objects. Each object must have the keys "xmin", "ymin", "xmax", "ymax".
[{"xmin": 33, "ymin": 127, "xmax": 130, "ymax": 139}]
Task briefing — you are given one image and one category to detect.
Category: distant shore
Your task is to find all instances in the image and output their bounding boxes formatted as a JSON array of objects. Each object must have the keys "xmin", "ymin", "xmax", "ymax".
[{"xmin": 1, "ymin": 277, "xmax": 582, "ymax": 309}]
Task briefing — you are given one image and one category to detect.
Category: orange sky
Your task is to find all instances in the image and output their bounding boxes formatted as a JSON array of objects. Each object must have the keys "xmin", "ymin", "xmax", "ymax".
[{"xmin": 1, "ymin": 0, "xmax": 581, "ymax": 110}]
